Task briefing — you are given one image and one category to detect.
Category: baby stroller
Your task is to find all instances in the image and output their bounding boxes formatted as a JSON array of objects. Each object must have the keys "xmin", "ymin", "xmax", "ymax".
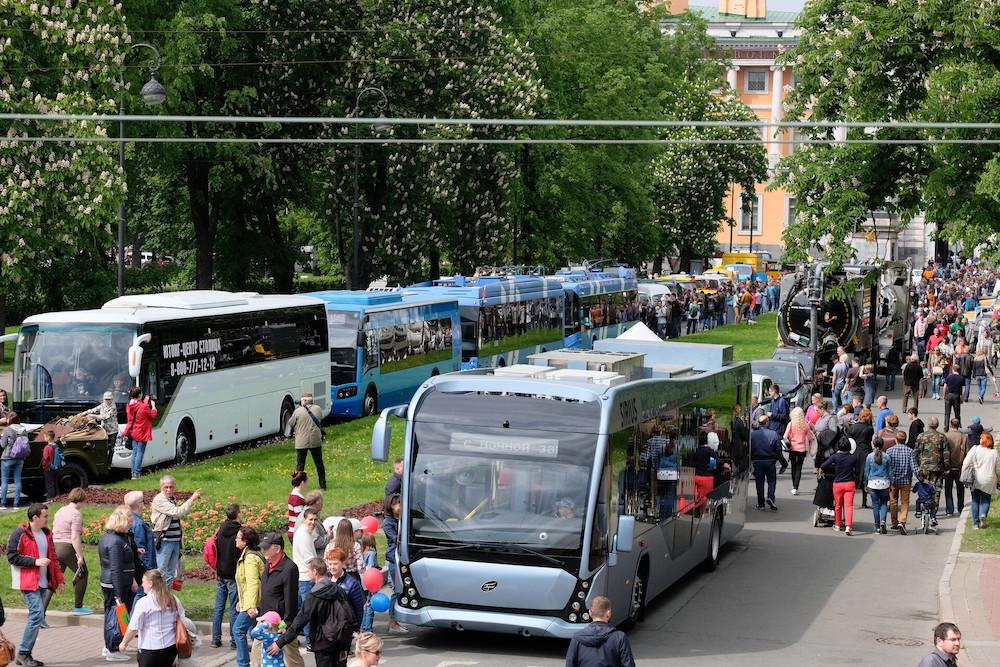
[
  {"xmin": 912, "ymin": 476, "xmax": 938, "ymax": 535},
  {"xmin": 811, "ymin": 429, "xmax": 841, "ymax": 528}
]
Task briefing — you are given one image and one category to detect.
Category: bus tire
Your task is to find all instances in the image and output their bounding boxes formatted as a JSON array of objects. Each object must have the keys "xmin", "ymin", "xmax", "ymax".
[
  {"xmin": 279, "ymin": 397, "xmax": 295, "ymax": 436},
  {"xmin": 56, "ymin": 462, "xmax": 89, "ymax": 494},
  {"xmin": 430, "ymin": 367, "xmax": 440, "ymax": 377},
  {"xmin": 701, "ymin": 512, "xmax": 723, "ymax": 572},
  {"xmin": 625, "ymin": 558, "xmax": 648, "ymax": 627},
  {"xmin": 175, "ymin": 421, "xmax": 196, "ymax": 466},
  {"xmin": 363, "ymin": 388, "xmax": 378, "ymax": 417},
  {"xmin": 497, "ymin": 357, "xmax": 507, "ymax": 368}
]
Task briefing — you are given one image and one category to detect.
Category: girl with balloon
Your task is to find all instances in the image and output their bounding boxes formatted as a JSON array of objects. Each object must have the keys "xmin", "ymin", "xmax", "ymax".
[
  {"xmin": 358, "ymin": 534, "xmax": 378, "ymax": 633},
  {"xmin": 356, "ymin": 516, "xmax": 393, "ymax": 626}
]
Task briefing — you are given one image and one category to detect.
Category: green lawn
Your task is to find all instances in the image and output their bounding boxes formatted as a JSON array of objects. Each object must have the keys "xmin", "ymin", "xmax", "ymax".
[
  {"xmin": 1, "ymin": 325, "xmax": 14, "ymax": 374},
  {"xmin": 682, "ymin": 312, "xmax": 779, "ymax": 362},
  {"xmin": 960, "ymin": 494, "xmax": 1000, "ymax": 555},
  {"xmin": 0, "ymin": 415, "xmax": 402, "ymax": 619}
]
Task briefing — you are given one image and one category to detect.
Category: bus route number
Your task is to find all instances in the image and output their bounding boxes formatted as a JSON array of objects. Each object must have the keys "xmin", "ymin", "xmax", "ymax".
[{"xmin": 619, "ymin": 397, "xmax": 638, "ymax": 427}]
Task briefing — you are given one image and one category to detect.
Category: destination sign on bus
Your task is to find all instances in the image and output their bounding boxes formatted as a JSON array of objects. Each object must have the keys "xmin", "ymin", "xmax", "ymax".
[
  {"xmin": 162, "ymin": 337, "xmax": 222, "ymax": 378},
  {"xmin": 449, "ymin": 432, "xmax": 559, "ymax": 459}
]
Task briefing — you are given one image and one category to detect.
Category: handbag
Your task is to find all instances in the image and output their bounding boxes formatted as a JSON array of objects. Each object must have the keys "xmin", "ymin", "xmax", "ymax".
[
  {"xmin": 867, "ymin": 478, "xmax": 890, "ymax": 490},
  {"xmin": 960, "ymin": 465, "xmax": 976, "ymax": 487},
  {"xmin": 0, "ymin": 629, "xmax": 15, "ymax": 667},
  {"xmin": 932, "ymin": 366, "xmax": 944, "ymax": 376},
  {"xmin": 175, "ymin": 616, "xmax": 192, "ymax": 659}
]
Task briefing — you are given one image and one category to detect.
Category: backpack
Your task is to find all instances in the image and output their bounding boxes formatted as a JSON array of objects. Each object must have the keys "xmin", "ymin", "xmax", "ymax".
[
  {"xmin": 202, "ymin": 530, "xmax": 219, "ymax": 569},
  {"xmin": 50, "ymin": 444, "xmax": 65, "ymax": 471},
  {"xmin": 7, "ymin": 435, "xmax": 29, "ymax": 460},
  {"xmin": 318, "ymin": 585, "xmax": 358, "ymax": 645}
]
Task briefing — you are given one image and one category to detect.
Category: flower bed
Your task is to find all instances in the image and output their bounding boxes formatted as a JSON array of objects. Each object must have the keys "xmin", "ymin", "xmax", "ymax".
[{"xmin": 81, "ymin": 497, "xmax": 287, "ymax": 551}]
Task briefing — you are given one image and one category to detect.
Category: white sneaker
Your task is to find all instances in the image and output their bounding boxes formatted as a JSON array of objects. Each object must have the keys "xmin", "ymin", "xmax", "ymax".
[
  {"xmin": 106, "ymin": 652, "xmax": 130, "ymax": 662},
  {"xmin": 791, "ymin": 488, "xmax": 798, "ymax": 495},
  {"xmin": 845, "ymin": 526, "xmax": 853, "ymax": 536},
  {"xmin": 101, "ymin": 648, "xmax": 109, "ymax": 658}
]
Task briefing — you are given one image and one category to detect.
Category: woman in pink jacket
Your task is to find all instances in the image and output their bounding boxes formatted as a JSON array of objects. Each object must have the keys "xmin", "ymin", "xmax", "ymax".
[
  {"xmin": 784, "ymin": 407, "xmax": 817, "ymax": 496},
  {"xmin": 125, "ymin": 387, "xmax": 157, "ymax": 480}
]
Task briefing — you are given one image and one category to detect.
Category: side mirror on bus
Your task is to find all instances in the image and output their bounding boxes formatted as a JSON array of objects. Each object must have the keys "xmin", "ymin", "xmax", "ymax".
[
  {"xmin": 0, "ymin": 333, "xmax": 17, "ymax": 346},
  {"xmin": 128, "ymin": 333, "xmax": 153, "ymax": 380},
  {"xmin": 615, "ymin": 515, "xmax": 635, "ymax": 554},
  {"xmin": 371, "ymin": 404, "xmax": 408, "ymax": 462}
]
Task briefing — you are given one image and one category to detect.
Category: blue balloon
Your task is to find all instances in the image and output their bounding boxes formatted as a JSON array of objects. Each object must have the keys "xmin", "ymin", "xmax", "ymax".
[{"xmin": 370, "ymin": 592, "xmax": 391, "ymax": 613}]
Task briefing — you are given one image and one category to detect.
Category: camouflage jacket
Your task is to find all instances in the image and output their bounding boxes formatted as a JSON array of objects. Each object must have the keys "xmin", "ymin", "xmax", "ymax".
[{"xmin": 912, "ymin": 429, "xmax": 949, "ymax": 474}]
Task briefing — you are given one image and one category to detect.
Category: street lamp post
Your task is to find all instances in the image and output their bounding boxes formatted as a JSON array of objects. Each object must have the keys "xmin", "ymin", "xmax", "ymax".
[
  {"xmin": 350, "ymin": 86, "xmax": 390, "ymax": 289},
  {"xmin": 118, "ymin": 43, "xmax": 166, "ymax": 297}
]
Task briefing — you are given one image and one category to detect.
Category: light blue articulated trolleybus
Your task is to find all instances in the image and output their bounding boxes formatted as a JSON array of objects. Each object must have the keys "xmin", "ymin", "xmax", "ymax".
[
  {"xmin": 407, "ymin": 269, "xmax": 565, "ymax": 370},
  {"xmin": 553, "ymin": 262, "xmax": 641, "ymax": 349},
  {"xmin": 306, "ymin": 290, "xmax": 461, "ymax": 417},
  {"xmin": 370, "ymin": 335, "xmax": 751, "ymax": 638}
]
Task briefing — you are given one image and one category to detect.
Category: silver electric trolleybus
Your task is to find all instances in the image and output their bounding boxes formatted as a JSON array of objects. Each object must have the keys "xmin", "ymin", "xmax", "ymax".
[{"xmin": 370, "ymin": 332, "xmax": 751, "ymax": 638}]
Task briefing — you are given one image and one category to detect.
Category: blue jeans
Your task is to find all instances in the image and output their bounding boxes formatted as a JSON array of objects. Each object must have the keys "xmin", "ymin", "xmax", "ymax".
[
  {"xmin": 752, "ymin": 460, "xmax": 777, "ymax": 507},
  {"xmin": 885, "ymin": 369, "xmax": 897, "ymax": 391},
  {"xmin": 832, "ymin": 382, "xmax": 845, "ymax": 412},
  {"xmin": 978, "ymin": 375, "xmax": 988, "ymax": 400},
  {"xmin": 869, "ymin": 488, "xmax": 889, "ymax": 526},
  {"xmin": 298, "ymin": 580, "xmax": 312, "ymax": 639},
  {"xmin": 212, "ymin": 577, "xmax": 238, "ymax": 644},
  {"xmin": 972, "ymin": 488, "xmax": 992, "ymax": 527},
  {"xmin": 131, "ymin": 440, "xmax": 147, "ymax": 477},
  {"xmin": 387, "ymin": 559, "xmax": 400, "ymax": 622},
  {"xmin": 932, "ymin": 375, "xmax": 943, "ymax": 396},
  {"xmin": 155, "ymin": 540, "xmax": 181, "ymax": 588},
  {"xmin": 1, "ymin": 459, "xmax": 24, "ymax": 507},
  {"xmin": 964, "ymin": 376, "xmax": 972, "ymax": 401},
  {"xmin": 233, "ymin": 610, "xmax": 255, "ymax": 667},
  {"xmin": 20, "ymin": 588, "xmax": 44, "ymax": 654},
  {"xmin": 361, "ymin": 596, "xmax": 374, "ymax": 632}
]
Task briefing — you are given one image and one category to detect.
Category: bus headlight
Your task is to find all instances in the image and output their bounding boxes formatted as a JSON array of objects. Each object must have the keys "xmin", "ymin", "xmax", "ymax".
[
  {"xmin": 336, "ymin": 386, "xmax": 358, "ymax": 399},
  {"xmin": 569, "ymin": 613, "xmax": 578, "ymax": 622},
  {"xmin": 563, "ymin": 576, "xmax": 593, "ymax": 622}
]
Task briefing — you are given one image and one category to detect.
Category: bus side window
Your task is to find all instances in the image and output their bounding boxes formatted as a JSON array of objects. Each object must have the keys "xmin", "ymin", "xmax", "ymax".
[
  {"xmin": 363, "ymin": 329, "xmax": 378, "ymax": 374},
  {"xmin": 589, "ymin": 460, "xmax": 609, "ymax": 569}
]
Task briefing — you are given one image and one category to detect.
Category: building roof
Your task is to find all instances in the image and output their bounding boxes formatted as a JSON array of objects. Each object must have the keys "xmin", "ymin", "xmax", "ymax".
[{"xmin": 684, "ymin": 5, "xmax": 800, "ymax": 23}]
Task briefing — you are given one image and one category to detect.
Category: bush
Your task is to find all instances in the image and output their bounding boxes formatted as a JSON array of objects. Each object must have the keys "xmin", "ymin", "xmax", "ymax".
[
  {"xmin": 81, "ymin": 498, "xmax": 287, "ymax": 553},
  {"xmin": 124, "ymin": 264, "xmax": 187, "ymax": 294},
  {"xmin": 294, "ymin": 273, "xmax": 346, "ymax": 293}
]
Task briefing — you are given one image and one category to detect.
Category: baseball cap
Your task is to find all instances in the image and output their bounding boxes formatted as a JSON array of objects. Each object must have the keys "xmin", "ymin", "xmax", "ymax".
[
  {"xmin": 103, "ymin": 391, "xmax": 113, "ymax": 400},
  {"xmin": 349, "ymin": 518, "xmax": 362, "ymax": 532},
  {"xmin": 258, "ymin": 532, "xmax": 284, "ymax": 550},
  {"xmin": 260, "ymin": 611, "xmax": 281, "ymax": 627},
  {"xmin": 322, "ymin": 516, "xmax": 343, "ymax": 533}
]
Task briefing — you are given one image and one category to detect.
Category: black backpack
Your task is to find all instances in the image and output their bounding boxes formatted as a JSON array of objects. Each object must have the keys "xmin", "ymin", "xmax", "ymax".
[{"xmin": 317, "ymin": 585, "xmax": 358, "ymax": 645}]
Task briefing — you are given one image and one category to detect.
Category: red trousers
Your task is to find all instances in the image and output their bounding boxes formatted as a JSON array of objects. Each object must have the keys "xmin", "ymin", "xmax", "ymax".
[{"xmin": 833, "ymin": 482, "xmax": 856, "ymax": 528}]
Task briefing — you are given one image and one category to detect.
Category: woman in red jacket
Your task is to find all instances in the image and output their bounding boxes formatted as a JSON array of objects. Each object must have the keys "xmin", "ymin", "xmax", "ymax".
[{"xmin": 125, "ymin": 387, "xmax": 157, "ymax": 480}]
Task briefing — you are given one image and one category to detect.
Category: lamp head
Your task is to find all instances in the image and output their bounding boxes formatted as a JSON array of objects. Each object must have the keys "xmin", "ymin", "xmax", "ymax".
[
  {"xmin": 140, "ymin": 77, "xmax": 166, "ymax": 106},
  {"xmin": 373, "ymin": 112, "xmax": 392, "ymax": 133}
]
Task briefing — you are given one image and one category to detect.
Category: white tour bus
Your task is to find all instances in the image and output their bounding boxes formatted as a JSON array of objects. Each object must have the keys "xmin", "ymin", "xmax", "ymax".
[
  {"xmin": 371, "ymin": 331, "xmax": 750, "ymax": 638},
  {"xmin": 6, "ymin": 291, "xmax": 330, "ymax": 470}
]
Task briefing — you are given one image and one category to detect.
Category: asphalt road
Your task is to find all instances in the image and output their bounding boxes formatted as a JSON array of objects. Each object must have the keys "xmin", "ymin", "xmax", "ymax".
[{"xmin": 357, "ymin": 458, "xmax": 953, "ymax": 667}]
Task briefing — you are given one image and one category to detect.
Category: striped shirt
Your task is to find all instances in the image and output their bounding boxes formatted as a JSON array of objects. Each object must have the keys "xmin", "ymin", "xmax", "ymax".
[
  {"xmin": 886, "ymin": 444, "xmax": 916, "ymax": 485},
  {"xmin": 162, "ymin": 498, "xmax": 182, "ymax": 542},
  {"xmin": 287, "ymin": 490, "xmax": 306, "ymax": 539}
]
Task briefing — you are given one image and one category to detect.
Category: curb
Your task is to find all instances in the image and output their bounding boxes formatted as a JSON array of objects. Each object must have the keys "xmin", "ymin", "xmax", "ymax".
[
  {"xmin": 939, "ymin": 505, "xmax": 970, "ymax": 666},
  {"xmin": 5, "ymin": 606, "xmax": 224, "ymax": 636}
]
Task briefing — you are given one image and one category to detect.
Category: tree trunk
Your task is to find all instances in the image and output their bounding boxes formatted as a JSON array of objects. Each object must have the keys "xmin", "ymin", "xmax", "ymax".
[
  {"xmin": 356, "ymin": 152, "xmax": 389, "ymax": 288},
  {"xmin": 264, "ymin": 205, "xmax": 295, "ymax": 293},
  {"xmin": 186, "ymin": 153, "xmax": 219, "ymax": 290},
  {"xmin": 429, "ymin": 249, "xmax": 441, "ymax": 282},
  {"xmin": 651, "ymin": 255, "xmax": 663, "ymax": 276},
  {"xmin": 678, "ymin": 245, "xmax": 692, "ymax": 274},
  {"xmin": 130, "ymin": 231, "xmax": 142, "ymax": 268},
  {"xmin": 0, "ymin": 293, "xmax": 6, "ymax": 363}
]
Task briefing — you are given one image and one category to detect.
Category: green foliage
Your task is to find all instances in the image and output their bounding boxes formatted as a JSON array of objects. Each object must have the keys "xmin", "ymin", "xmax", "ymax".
[
  {"xmin": 125, "ymin": 264, "xmax": 186, "ymax": 294},
  {"xmin": 294, "ymin": 273, "xmax": 346, "ymax": 293},
  {"xmin": 776, "ymin": 0, "xmax": 1000, "ymax": 268}
]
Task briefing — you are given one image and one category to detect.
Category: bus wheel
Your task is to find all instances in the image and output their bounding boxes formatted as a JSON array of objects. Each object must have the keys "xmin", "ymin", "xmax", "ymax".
[
  {"xmin": 175, "ymin": 422, "xmax": 196, "ymax": 466},
  {"xmin": 627, "ymin": 563, "xmax": 647, "ymax": 626},
  {"xmin": 701, "ymin": 513, "xmax": 723, "ymax": 572},
  {"xmin": 497, "ymin": 357, "xmax": 506, "ymax": 368},
  {"xmin": 363, "ymin": 388, "xmax": 378, "ymax": 417},
  {"xmin": 57, "ymin": 462, "xmax": 89, "ymax": 493},
  {"xmin": 279, "ymin": 398, "xmax": 295, "ymax": 436},
  {"xmin": 431, "ymin": 367, "xmax": 440, "ymax": 377}
]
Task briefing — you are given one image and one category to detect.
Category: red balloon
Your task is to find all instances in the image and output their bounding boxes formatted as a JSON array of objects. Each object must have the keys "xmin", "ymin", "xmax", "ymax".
[
  {"xmin": 362, "ymin": 567, "xmax": 384, "ymax": 594},
  {"xmin": 361, "ymin": 516, "xmax": 379, "ymax": 535}
]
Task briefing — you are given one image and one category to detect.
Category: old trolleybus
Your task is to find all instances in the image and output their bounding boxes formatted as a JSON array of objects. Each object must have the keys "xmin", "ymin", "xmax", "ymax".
[
  {"xmin": 370, "ymin": 333, "xmax": 750, "ymax": 637},
  {"xmin": 5, "ymin": 291, "xmax": 330, "ymax": 471}
]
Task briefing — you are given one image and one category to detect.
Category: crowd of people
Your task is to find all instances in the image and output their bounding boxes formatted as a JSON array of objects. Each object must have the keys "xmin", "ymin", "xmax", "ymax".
[{"xmin": 642, "ymin": 276, "xmax": 781, "ymax": 339}]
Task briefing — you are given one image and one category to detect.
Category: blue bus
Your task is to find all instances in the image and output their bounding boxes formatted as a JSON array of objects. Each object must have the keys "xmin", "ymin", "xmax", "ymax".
[
  {"xmin": 307, "ymin": 291, "xmax": 461, "ymax": 417},
  {"xmin": 554, "ymin": 264, "xmax": 641, "ymax": 349},
  {"xmin": 407, "ymin": 273, "xmax": 565, "ymax": 369}
]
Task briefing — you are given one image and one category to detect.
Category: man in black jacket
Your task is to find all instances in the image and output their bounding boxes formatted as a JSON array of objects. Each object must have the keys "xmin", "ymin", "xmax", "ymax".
[
  {"xmin": 751, "ymin": 415, "xmax": 788, "ymax": 511},
  {"xmin": 212, "ymin": 504, "xmax": 242, "ymax": 648},
  {"xmin": 903, "ymin": 354, "xmax": 923, "ymax": 413},
  {"xmin": 252, "ymin": 532, "xmax": 303, "ymax": 667},
  {"xmin": 270, "ymin": 558, "xmax": 355, "ymax": 667},
  {"xmin": 565, "ymin": 596, "xmax": 635, "ymax": 667}
]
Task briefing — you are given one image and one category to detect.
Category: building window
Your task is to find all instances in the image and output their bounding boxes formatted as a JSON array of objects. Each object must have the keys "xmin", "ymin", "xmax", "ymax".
[
  {"xmin": 739, "ymin": 194, "xmax": 762, "ymax": 234},
  {"xmin": 745, "ymin": 69, "xmax": 768, "ymax": 94},
  {"xmin": 786, "ymin": 197, "xmax": 797, "ymax": 227}
]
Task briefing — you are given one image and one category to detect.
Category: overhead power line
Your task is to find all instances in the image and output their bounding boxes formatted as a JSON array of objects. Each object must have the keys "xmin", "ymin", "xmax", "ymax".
[
  {"xmin": 2, "ymin": 112, "xmax": 1000, "ymax": 131},
  {"xmin": 0, "ymin": 137, "xmax": 996, "ymax": 146}
]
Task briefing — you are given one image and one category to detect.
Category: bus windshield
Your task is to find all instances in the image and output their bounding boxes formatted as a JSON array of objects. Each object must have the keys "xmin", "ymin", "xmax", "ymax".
[
  {"xmin": 409, "ymin": 420, "xmax": 597, "ymax": 559},
  {"xmin": 327, "ymin": 310, "xmax": 360, "ymax": 385},
  {"xmin": 15, "ymin": 323, "xmax": 137, "ymax": 404}
]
